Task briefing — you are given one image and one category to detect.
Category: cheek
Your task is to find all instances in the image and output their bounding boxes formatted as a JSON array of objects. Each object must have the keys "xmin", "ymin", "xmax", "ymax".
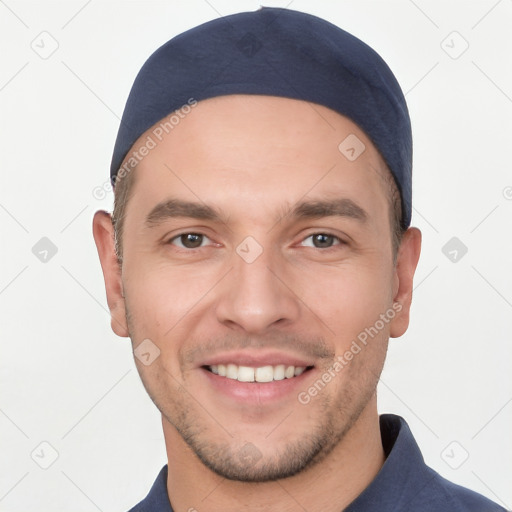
[
  {"xmin": 123, "ymin": 260, "xmax": 220, "ymax": 338},
  {"xmin": 296, "ymin": 260, "xmax": 394, "ymax": 343}
]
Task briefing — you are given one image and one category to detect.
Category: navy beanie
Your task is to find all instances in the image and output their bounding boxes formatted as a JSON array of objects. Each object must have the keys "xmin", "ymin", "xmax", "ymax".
[{"xmin": 111, "ymin": 7, "xmax": 412, "ymax": 228}]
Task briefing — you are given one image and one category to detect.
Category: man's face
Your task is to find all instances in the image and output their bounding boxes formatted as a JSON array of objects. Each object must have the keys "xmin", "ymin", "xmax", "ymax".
[{"xmin": 96, "ymin": 95, "xmax": 418, "ymax": 481}]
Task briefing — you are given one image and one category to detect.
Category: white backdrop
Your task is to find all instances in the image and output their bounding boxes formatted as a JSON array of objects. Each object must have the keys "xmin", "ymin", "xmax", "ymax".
[{"xmin": 1, "ymin": 1, "xmax": 511, "ymax": 510}]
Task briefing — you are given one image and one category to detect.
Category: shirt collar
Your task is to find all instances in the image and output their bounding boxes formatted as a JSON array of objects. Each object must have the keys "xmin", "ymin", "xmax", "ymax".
[
  {"xmin": 344, "ymin": 414, "xmax": 433, "ymax": 511},
  {"xmin": 128, "ymin": 465, "xmax": 172, "ymax": 512}
]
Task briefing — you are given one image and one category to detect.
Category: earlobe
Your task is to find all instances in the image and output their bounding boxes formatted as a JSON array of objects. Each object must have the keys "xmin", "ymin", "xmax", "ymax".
[
  {"xmin": 92, "ymin": 210, "xmax": 129, "ymax": 337},
  {"xmin": 389, "ymin": 227, "xmax": 422, "ymax": 338}
]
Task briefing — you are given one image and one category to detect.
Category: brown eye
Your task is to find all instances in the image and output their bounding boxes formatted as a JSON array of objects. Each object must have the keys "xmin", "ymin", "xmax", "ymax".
[
  {"xmin": 300, "ymin": 233, "xmax": 342, "ymax": 249},
  {"xmin": 172, "ymin": 233, "xmax": 205, "ymax": 249},
  {"xmin": 312, "ymin": 234, "xmax": 335, "ymax": 248}
]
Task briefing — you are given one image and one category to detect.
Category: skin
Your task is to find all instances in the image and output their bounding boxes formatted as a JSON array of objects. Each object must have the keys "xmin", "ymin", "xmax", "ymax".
[{"xmin": 93, "ymin": 95, "xmax": 421, "ymax": 512}]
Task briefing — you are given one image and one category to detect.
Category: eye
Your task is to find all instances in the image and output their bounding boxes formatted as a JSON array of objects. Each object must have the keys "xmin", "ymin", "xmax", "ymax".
[
  {"xmin": 300, "ymin": 233, "xmax": 342, "ymax": 249},
  {"xmin": 170, "ymin": 233, "xmax": 211, "ymax": 249}
]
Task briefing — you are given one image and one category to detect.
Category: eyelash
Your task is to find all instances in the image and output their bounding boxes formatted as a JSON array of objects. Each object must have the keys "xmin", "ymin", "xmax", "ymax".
[{"xmin": 167, "ymin": 232, "xmax": 345, "ymax": 250}]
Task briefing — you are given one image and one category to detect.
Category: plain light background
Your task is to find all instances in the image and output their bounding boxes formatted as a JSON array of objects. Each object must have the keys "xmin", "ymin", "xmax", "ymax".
[{"xmin": 1, "ymin": 1, "xmax": 511, "ymax": 510}]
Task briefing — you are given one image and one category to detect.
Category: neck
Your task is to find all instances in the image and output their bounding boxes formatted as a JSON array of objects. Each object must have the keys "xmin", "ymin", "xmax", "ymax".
[{"xmin": 163, "ymin": 398, "xmax": 385, "ymax": 512}]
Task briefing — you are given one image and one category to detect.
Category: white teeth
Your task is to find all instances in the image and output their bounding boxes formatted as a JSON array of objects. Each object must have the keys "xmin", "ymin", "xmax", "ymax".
[
  {"xmin": 208, "ymin": 363, "xmax": 307, "ymax": 382},
  {"xmin": 273, "ymin": 364, "xmax": 285, "ymax": 381},
  {"xmin": 237, "ymin": 366, "xmax": 255, "ymax": 382},
  {"xmin": 284, "ymin": 365, "xmax": 295, "ymax": 379},
  {"xmin": 226, "ymin": 364, "xmax": 238, "ymax": 379},
  {"xmin": 254, "ymin": 366, "xmax": 273, "ymax": 383}
]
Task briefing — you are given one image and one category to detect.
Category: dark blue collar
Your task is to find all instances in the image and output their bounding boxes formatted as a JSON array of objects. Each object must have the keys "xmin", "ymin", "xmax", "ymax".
[{"xmin": 128, "ymin": 414, "xmax": 505, "ymax": 512}]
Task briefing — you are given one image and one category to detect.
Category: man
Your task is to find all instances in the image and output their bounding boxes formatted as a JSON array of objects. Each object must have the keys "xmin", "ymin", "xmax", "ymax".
[{"xmin": 92, "ymin": 7, "xmax": 506, "ymax": 512}]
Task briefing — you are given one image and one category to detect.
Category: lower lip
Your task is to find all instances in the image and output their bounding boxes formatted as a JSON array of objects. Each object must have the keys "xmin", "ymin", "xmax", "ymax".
[{"xmin": 200, "ymin": 367, "xmax": 313, "ymax": 404}]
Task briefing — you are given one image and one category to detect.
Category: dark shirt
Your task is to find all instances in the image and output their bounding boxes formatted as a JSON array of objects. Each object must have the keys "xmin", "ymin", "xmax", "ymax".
[{"xmin": 128, "ymin": 414, "xmax": 506, "ymax": 511}]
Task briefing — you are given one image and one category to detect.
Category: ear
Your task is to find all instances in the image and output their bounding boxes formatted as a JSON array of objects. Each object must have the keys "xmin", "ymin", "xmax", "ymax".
[
  {"xmin": 389, "ymin": 227, "xmax": 422, "ymax": 338},
  {"xmin": 92, "ymin": 210, "xmax": 129, "ymax": 337}
]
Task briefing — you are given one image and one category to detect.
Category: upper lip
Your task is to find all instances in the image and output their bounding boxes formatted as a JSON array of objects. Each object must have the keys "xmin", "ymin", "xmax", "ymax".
[{"xmin": 200, "ymin": 350, "xmax": 314, "ymax": 368}]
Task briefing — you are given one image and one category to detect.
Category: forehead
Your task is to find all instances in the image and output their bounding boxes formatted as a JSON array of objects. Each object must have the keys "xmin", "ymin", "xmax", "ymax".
[{"xmin": 125, "ymin": 95, "xmax": 390, "ymax": 223}]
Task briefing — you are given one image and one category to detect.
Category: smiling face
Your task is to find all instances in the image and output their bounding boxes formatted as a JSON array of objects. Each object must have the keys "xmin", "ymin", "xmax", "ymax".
[{"xmin": 94, "ymin": 94, "xmax": 421, "ymax": 482}]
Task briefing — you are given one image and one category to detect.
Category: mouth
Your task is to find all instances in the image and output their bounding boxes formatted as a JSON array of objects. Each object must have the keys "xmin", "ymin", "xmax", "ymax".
[
  {"xmin": 199, "ymin": 351, "xmax": 317, "ymax": 404},
  {"xmin": 204, "ymin": 363, "xmax": 314, "ymax": 383}
]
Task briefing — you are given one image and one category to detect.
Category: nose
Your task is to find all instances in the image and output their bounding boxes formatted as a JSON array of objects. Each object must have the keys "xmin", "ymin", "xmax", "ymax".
[{"xmin": 215, "ymin": 244, "xmax": 301, "ymax": 334}]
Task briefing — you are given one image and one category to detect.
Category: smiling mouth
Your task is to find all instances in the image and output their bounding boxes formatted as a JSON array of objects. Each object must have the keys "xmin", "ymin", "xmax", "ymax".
[{"xmin": 204, "ymin": 364, "xmax": 314, "ymax": 383}]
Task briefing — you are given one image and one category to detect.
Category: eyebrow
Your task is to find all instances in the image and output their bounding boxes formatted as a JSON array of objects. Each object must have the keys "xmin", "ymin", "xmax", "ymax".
[
  {"xmin": 291, "ymin": 198, "xmax": 368, "ymax": 223},
  {"xmin": 145, "ymin": 199, "xmax": 225, "ymax": 227},
  {"xmin": 144, "ymin": 197, "xmax": 368, "ymax": 228}
]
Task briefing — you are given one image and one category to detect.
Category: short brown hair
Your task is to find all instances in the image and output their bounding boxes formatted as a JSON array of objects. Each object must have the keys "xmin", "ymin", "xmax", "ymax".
[{"xmin": 111, "ymin": 167, "xmax": 137, "ymax": 264}]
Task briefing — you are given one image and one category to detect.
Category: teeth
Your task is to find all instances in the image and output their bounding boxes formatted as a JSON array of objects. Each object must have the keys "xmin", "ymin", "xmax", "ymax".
[
  {"xmin": 208, "ymin": 363, "xmax": 307, "ymax": 382},
  {"xmin": 285, "ymin": 365, "xmax": 295, "ymax": 379},
  {"xmin": 273, "ymin": 364, "xmax": 285, "ymax": 381},
  {"xmin": 237, "ymin": 366, "xmax": 255, "ymax": 382},
  {"xmin": 226, "ymin": 364, "xmax": 238, "ymax": 379},
  {"xmin": 254, "ymin": 366, "xmax": 273, "ymax": 383}
]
